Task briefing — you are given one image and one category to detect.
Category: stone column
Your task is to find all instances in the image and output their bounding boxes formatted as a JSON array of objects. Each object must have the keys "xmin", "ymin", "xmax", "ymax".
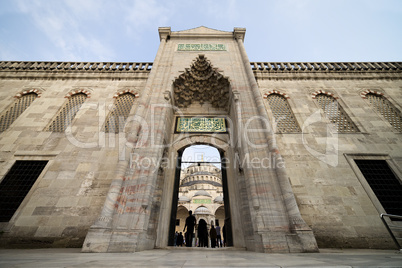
[
  {"xmin": 82, "ymin": 27, "xmax": 171, "ymax": 253},
  {"xmin": 234, "ymin": 28, "xmax": 318, "ymax": 252}
]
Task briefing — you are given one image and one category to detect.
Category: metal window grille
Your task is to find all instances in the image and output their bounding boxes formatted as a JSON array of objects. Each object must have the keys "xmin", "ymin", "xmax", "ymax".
[
  {"xmin": 366, "ymin": 93, "xmax": 402, "ymax": 132},
  {"xmin": 315, "ymin": 93, "xmax": 358, "ymax": 133},
  {"xmin": 267, "ymin": 94, "xmax": 301, "ymax": 133},
  {"xmin": 355, "ymin": 159, "xmax": 402, "ymax": 217},
  {"xmin": 45, "ymin": 93, "xmax": 87, "ymax": 132},
  {"xmin": 104, "ymin": 93, "xmax": 136, "ymax": 133},
  {"xmin": 0, "ymin": 93, "xmax": 37, "ymax": 133},
  {"xmin": 0, "ymin": 160, "xmax": 48, "ymax": 222}
]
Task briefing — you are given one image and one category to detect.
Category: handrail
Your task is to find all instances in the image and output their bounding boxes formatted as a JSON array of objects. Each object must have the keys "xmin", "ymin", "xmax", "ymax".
[{"xmin": 380, "ymin": 213, "xmax": 402, "ymax": 251}]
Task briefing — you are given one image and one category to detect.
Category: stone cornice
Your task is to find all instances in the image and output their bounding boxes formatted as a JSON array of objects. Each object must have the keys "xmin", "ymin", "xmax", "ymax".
[
  {"xmin": 169, "ymin": 26, "xmax": 234, "ymax": 40},
  {"xmin": 1, "ymin": 61, "xmax": 401, "ymax": 82},
  {"xmin": 0, "ymin": 61, "xmax": 152, "ymax": 72},
  {"xmin": 251, "ymin": 62, "xmax": 402, "ymax": 80},
  {"xmin": 251, "ymin": 62, "xmax": 402, "ymax": 72},
  {"xmin": 233, "ymin": 28, "xmax": 246, "ymax": 41},
  {"xmin": 158, "ymin": 27, "xmax": 171, "ymax": 41},
  {"xmin": 2, "ymin": 61, "xmax": 399, "ymax": 73}
]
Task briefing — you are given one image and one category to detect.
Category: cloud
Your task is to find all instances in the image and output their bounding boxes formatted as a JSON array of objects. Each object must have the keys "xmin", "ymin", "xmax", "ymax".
[
  {"xmin": 182, "ymin": 145, "xmax": 220, "ymax": 162},
  {"xmin": 13, "ymin": 0, "xmax": 115, "ymax": 61},
  {"xmin": 123, "ymin": 0, "xmax": 171, "ymax": 37}
]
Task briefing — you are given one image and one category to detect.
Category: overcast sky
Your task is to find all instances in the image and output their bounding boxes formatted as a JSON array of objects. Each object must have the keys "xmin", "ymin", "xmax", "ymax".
[{"xmin": 0, "ymin": 0, "xmax": 401, "ymax": 63}]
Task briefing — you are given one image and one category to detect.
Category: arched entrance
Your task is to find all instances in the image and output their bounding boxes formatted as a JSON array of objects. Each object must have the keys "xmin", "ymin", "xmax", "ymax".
[
  {"xmin": 168, "ymin": 144, "xmax": 233, "ymax": 247},
  {"xmin": 83, "ymin": 27, "xmax": 318, "ymax": 253}
]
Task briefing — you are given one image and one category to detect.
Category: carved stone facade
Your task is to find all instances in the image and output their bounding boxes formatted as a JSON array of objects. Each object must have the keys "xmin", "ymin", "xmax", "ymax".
[
  {"xmin": 0, "ymin": 26, "xmax": 401, "ymax": 253},
  {"xmin": 173, "ymin": 54, "xmax": 230, "ymax": 109}
]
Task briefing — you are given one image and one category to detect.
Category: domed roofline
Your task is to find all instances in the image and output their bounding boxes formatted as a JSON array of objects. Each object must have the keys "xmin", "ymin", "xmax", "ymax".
[{"xmin": 194, "ymin": 190, "xmax": 212, "ymax": 197}]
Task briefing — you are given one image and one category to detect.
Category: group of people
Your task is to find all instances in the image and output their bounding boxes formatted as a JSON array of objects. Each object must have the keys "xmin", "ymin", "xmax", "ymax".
[{"xmin": 175, "ymin": 210, "xmax": 226, "ymax": 248}]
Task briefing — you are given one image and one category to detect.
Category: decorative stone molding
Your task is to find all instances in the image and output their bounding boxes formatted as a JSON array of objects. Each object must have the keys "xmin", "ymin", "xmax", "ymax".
[
  {"xmin": 233, "ymin": 28, "xmax": 246, "ymax": 41},
  {"xmin": 251, "ymin": 62, "xmax": 402, "ymax": 72},
  {"xmin": 158, "ymin": 27, "xmax": 171, "ymax": 41},
  {"xmin": 360, "ymin": 89, "xmax": 385, "ymax": 99},
  {"xmin": 171, "ymin": 135, "xmax": 229, "ymax": 153},
  {"xmin": 0, "ymin": 61, "xmax": 152, "ymax": 72},
  {"xmin": 65, "ymin": 89, "xmax": 91, "ymax": 98},
  {"xmin": 1, "ymin": 60, "xmax": 399, "ymax": 74},
  {"xmin": 163, "ymin": 91, "xmax": 171, "ymax": 101},
  {"xmin": 173, "ymin": 54, "xmax": 230, "ymax": 109},
  {"xmin": 232, "ymin": 91, "xmax": 240, "ymax": 102},
  {"xmin": 263, "ymin": 90, "xmax": 290, "ymax": 99},
  {"xmin": 14, "ymin": 88, "xmax": 43, "ymax": 98},
  {"xmin": 311, "ymin": 90, "xmax": 338, "ymax": 99},
  {"xmin": 112, "ymin": 89, "xmax": 139, "ymax": 98}
]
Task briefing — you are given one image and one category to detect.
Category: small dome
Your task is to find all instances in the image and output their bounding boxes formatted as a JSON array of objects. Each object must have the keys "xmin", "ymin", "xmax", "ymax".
[
  {"xmin": 194, "ymin": 190, "xmax": 211, "ymax": 197},
  {"xmin": 194, "ymin": 206, "xmax": 211, "ymax": 215},
  {"xmin": 178, "ymin": 195, "xmax": 190, "ymax": 202},
  {"xmin": 214, "ymin": 196, "xmax": 223, "ymax": 203}
]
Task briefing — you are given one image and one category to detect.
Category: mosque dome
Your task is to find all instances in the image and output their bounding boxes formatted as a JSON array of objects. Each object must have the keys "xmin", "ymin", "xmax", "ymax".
[
  {"xmin": 193, "ymin": 190, "xmax": 211, "ymax": 197},
  {"xmin": 178, "ymin": 195, "xmax": 191, "ymax": 202},
  {"xmin": 214, "ymin": 196, "xmax": 224, "ymax": 203},
  {"xmin": 194, "ymin": 206, "xmax": 211, "ymax": 215}
]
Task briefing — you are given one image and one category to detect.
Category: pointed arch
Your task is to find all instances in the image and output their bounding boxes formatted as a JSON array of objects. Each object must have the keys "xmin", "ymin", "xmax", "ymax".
[
  {"xmin": 14, "ymin": 88, "xmax": 43, "ymax": 98},
  {"xmin": 264, "ymin": 91, "xmax": 301, "ymax": 133},
  {"xmin": 104, "ymin": 92, "xmax": 138, "ymax": 133},
  {"xmin": 313, "ymin": 92, "xmax": 358, "ymax": 133},
  {"xmin": 362, "ymin": 91, "xmax": 402, "ymax": 132},
  {"xmin": 45, "ymin": 92, "xmax": 88, "ymax": 132},
  {"xmin": 0, "ymin": 92, "xmax": 38, "ymax": 132}
]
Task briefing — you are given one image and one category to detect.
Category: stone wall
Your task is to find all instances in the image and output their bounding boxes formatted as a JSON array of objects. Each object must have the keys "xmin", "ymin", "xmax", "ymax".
[
  {"xmin": 0, "ymin": 66, "xmax": 149, "ymax": 247},
  {"xmin": 0, "ymin": 27, "xmax": 401, "ymax": 251},
  {"xmin": 255, "ymin": 69, "xmax": 402, "ymax": 249}
]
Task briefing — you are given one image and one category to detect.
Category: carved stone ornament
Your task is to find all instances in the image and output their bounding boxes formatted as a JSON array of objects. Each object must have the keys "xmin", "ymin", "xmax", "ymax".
[{"xmin": 173, "ymin": 54, "xmax": 230, "ymax": 109}]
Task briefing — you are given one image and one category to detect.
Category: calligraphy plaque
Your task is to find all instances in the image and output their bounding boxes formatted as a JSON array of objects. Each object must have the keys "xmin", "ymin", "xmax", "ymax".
[
  {"xmin": 177, "ymin": 44, "xmax": 226, "ymax": 51},
  {"xmin": 193, "ymin": 199, "xmax": 211, "ymax": 204},
  {"xmin": 175, "ymin": 117, "xmax": 227, "ymax": 133}
]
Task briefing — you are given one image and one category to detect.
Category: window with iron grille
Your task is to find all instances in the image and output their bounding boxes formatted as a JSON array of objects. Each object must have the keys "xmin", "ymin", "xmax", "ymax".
[
  {"xmin": 267, "ymin": 94, "xmax": 301, "ymax": 133},
  {"xmin": 0, "ymin": 160, "xmax": 48, "ymax": 222},
  {"xmin": 104, "ymin": 93, "xmax": 136, "ymax": 133},
  {"xmin": 315, "ymin": 93, "xmax": 358, "ymax": 133},
  {"xmin": 354, "ymin": 159, "xmax": 402, "ymax": 217},
  {"xmin": 0, "ymin": 93, "xmax": 38, "ymax": 133},
  {"xmin": 366, "ymin": 93, "xmax": 402, "ymax": 132},
  {"xmin": 45, "ymin": 93, "xmax": 87, "ymax": 132}
]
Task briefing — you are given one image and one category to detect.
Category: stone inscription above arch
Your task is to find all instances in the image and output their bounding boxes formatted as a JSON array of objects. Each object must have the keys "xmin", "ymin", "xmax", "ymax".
[{"xmin": 173, "ymin": 54, "xmax": 230, "ymax": 109}]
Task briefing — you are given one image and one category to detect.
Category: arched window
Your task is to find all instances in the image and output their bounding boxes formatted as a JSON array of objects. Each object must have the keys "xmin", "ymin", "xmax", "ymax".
[
  {"xmin": 365, "ymin": 93, "xmax": 402, "ymax": 132},
  {"xmin": 267, "ymin": 93, "xmax": 301, "ymax": 133},
  {"xmin": 315, "ymin": 93, "xmax": 358, "ymax": 133},
  {"xmin": 45, "ymin": 93, "xmax": 87, "ymax": 132},
  {"xmin": 0, "ymin": 92, "xmax": 38, "ymax": 133},
  {"xmin": 104, "ymin": 93, "xmax": 136, "ymax": 133}
]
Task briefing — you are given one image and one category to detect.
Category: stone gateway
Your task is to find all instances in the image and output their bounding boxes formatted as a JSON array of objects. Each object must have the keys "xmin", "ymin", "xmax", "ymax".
[{"xmin": 0, "ymin": 27, "xmax": 401, "ymax": 252}]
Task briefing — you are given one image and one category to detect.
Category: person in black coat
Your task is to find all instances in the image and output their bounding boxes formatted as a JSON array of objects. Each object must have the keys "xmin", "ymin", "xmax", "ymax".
[
  {"xmin": 183, "ymin": 210, "xmax": 196, "ymax": 247},
  {"xmin": 197, "ymin": 219, "xmax": 208, "ymax": 247}
]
